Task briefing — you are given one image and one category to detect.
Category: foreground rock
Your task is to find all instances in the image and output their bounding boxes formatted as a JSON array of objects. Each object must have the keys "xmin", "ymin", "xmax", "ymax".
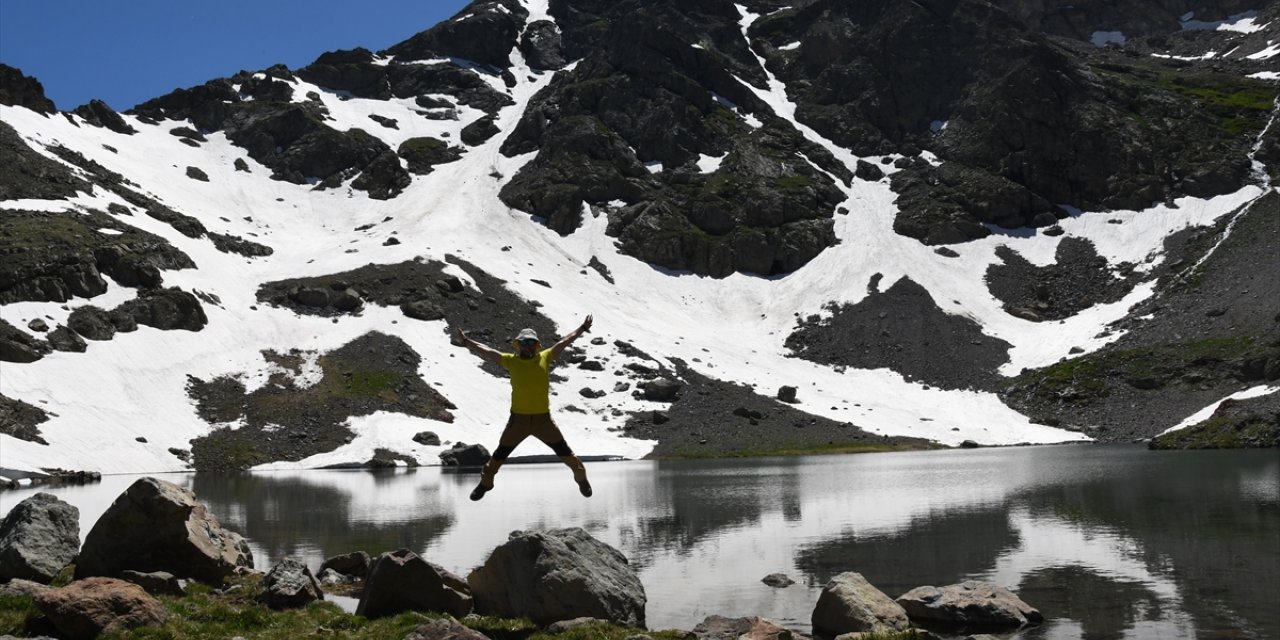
[
  {"xmin": 33, "ymin": 577, "xmax": 168, "ymax": 640},
  {"xmin": 0, "ymin": 492, "xmax": 80, "ymax": 583},
  {"xmin": 811, "ymin": 571, "xmax": 911, "ymax": 635},
  {"xmin": 693, "ymin": 615, "xmax": 808, "ymax": 640},
  {"xmin": 896, "ymin": 581, "xmax": 1042, "ymax": 629},
  {"xmin": 256, "ymin": 557, "xmax": 323, "ymax": 609},
  {"xmin": 356, "ymin": 548, "xmax": 472, "ymax": 619},
  {"xmin": 119, "ymin": 569, "xmax": 186, "ymax": 597},
  {"xmin": 403, "ymin": 616, "xmax": 493, "ymax": 640},
  {"xmin": 320, "ymin": 550, "xmax": 372, "ymax": 579},
  {"xmin": 75, "ymin": 476, "xmax": 254, "ymax": 583},
  {"xmin": 468, "ymin": 527, "xmax": 646, "ymax": 627},
  {"xmin": 438, "ymin": 442, "xmax": 491, "ymax": 468}
]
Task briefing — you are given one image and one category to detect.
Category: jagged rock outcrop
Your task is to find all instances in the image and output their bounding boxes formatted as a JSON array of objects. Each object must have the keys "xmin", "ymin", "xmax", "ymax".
[
  {"xmin": 0, "ymin": 209, "xmax": 195, "ymax": 305},
  {"xmin": 114, "ymin": 287, "xmax": 208, "ymax": 331},
  {"xmin": 71, "ymin": 99, "xmax": 137, "ymax": 135},
  {"xmin": 468, "ymin": 527, "xmax": 647, "ymax": 627},
  {"xmin": 0, "ymin": 392, "xmax": 50, "ymax": 443},
  {"xmin": 0, "ymin": 63, "xmax": 57, "ymax": 113},
  {"xmin": 384, "ymin": 0, "xmax": 529, "ymax": 70},
  {"xmin": 0, "ymin": 121, "xmax": 92, "ymax": 201},
  {"xmin": 752, "ymin": 0, "xmax": 1271, "ymax": 244},
  {"xmin": 496, "ymin": 3, "xmax": 850, "ymax": 277},
  {"xmin": 75, "ymin": 477, "xmax": 254, "ymax": 583},
  {"xmin": 0, "ymin": 319, "xmax": 52, "ymax": 364},
  {"xmin": 0, "ymin": 493, "xmax": 80, "ymax": 583}
]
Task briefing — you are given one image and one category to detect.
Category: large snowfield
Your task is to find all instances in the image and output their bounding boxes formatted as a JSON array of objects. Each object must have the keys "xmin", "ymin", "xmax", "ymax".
[{"xmin": 2, "ymin": 0, "xmax": 1276, "ymax": 475}]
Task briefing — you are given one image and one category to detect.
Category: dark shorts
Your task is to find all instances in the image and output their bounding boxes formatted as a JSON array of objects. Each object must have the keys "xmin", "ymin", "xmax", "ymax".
[{"xmin": 493, "ymin": 413, "xmax": 572, "ymax": 458}]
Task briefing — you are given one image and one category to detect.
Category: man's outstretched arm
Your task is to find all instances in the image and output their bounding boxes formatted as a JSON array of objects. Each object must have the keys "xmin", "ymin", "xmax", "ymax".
[
  {"xmin": 455, "ymin": 327, "xmax": 503, "ymax": 366},
  {"xmin": 550, "ymin": 315, "xmax": 593, "ymax": 360}
]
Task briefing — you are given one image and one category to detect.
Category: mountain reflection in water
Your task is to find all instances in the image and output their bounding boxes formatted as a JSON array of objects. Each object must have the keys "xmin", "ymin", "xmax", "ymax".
[{"xmin": 3, "ymin": 445, "xmax": 1275, "ymax": 639}]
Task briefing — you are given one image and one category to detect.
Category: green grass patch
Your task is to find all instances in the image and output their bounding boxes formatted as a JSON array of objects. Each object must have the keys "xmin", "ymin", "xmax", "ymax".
[
  {"xmin": 1150, "ymin": 412, "xmax": 1279, "ymax": 449},
  {"xmin": 772, "ymin": 174, "xmax": 812, "ymax": 191},
  {"xmin": 0, "ymin": 573, "xmax": 699, "ymax": 640},
  {"xmin": 1143, "ymin": 71, "xmax": 1274, "ymax": 136}
]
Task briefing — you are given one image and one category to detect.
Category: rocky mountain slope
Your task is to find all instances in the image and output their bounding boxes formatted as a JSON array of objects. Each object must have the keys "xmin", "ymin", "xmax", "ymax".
[{"xmin": 1, "ymin": 0, "xmax": 1277, "ymax": 475}]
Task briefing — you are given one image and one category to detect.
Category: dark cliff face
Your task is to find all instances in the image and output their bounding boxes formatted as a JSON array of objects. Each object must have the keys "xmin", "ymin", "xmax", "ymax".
[
  {"xmin": 2, "ymin": 1, "xmax": 1273, "ymax": 276},
  {"xmin": 488, "ymin": 0, "xmax": 1275, "ymax": 267}
]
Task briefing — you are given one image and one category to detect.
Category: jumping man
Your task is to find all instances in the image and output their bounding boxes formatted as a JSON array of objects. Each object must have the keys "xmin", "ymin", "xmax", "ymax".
[{"xmin": 453, "ymin": 315, "xmax": 594, "ymax": 501}]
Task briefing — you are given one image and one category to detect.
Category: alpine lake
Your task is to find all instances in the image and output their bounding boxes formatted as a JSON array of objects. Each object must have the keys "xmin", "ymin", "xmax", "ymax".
[{"xmin": 3, "ymin": 444, "xmax": 1276, "ymax": 639}]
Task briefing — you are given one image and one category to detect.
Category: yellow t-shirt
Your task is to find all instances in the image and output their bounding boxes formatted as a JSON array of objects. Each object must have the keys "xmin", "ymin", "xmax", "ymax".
[{"xmin": 501, "ymin": 349, "xmax": 554, "ymax": 414}]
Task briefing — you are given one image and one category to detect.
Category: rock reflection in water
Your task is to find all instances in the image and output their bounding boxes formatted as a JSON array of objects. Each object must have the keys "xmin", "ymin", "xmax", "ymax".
[{"xmin": 190, "ymin": 469, "xmax": 454, "ymax": 565}]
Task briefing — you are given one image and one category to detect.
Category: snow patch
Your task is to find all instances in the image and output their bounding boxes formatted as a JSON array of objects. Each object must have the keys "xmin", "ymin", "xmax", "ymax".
[
  {"xmin": 697, "ymin": 153, "xmax": 725, "ymax": 173},
  {"xmin": 1181, "ymin": 10, "xmax": 1267, "ymax": 33},
  {"xmin": 1247, "ymin": 42, "xmax": 1280, "ymax": 60},
  {"xmin": 778, "ymin": 41, "xmax": 801, "ymax": 51},
  {"xmin": 1160, "ymin": 385, "xmax": 1280, "ymax": 436}
]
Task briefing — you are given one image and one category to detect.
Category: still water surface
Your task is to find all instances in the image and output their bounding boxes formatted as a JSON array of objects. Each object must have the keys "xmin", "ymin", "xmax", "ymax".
[{"xmin": 3, "ymin": 444, "xmax": 1277, "ymax": 639}]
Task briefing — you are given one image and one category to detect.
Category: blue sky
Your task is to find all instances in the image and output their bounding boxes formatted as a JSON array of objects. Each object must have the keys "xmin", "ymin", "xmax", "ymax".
[{"xmin": 0, "ymin": 1, "xmax": 471, "ymax": 111}]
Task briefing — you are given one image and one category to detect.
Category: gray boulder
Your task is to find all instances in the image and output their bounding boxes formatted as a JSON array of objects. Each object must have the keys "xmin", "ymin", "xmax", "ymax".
[
  {"xmin": 642, "ymin": 378, "xmax": 683, "ymax": 402},
  {"xmin": 115, "ymin": 287, "xmax": 207, "ymax": 331},
  {"xmin": 75, "ymin": 476, "xmax": 254, "ymax": 584},
  {"xmin": 356, "ymin": 548, "xmax": 472, "ymax": 619},
  {"xmin": 34, "ymin": 577, "xmax": 167, "ymax": 640},
  {"xmin": 46, "ymin": 326, "xmax": 87, "ymax": 352},
  {"xmin": 896, "ymin": 581, "xmax": 1042, "ymax": 629},
  {"xmin": 0, "ymin": 577, "xmax": 53, "ymax": 598},
  {"xmin": 319, "ymin": 550, "xmax": 371, "ymax": 578},
  {"xmin": 402, "ymin": 299, "xmax": 446, "ymax": 321},
  {"xmin": 468, "ymin": 527, "xmax": 646, "ymax": 627},
  {"xmin": 693, "ymin": 615, "xmax": 807, "ymax": 640},
  {"xmin": 811, "ymin": 572, "xmax": 910, "ymax": 636},
  {"xmin": 413, "ymin": 431, "xmax": 442, "ymax": 446},
  {"xmin": 403, "ymin": 616, "xmax": 493, "ymax": 640},
  {"xmin": 256, "ymin": 557, "xmax": 323, "ymax": 609},
  {"xmin": 0, "ymin": 492, "xmax": 80, "ymax": 583},
  {"xmin": 119, "ymin": 570, "xmax": 185, "ymax": 597},
  {"xmin": 438, "ymin": 442, "xmax": 490, "ymax": 468},
  {"xmin": 67, "ymin": 305, "xmax": 116, "ymax": 341}
]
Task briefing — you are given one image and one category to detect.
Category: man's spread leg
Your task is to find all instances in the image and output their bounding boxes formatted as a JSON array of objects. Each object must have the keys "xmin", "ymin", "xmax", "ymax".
[
  {"xmin": 471, "ymin": 415, "xmax": 531, "ymax": 501},
  {"xmin": 549, "ymin": 439, "xmax": 591, "ymax": 497},
  {"xmin": 530, "ymin": 414, "xmax": 591, "ymax": 497}
]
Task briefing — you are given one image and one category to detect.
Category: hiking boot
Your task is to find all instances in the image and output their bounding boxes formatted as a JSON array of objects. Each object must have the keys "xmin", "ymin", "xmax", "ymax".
[
  {"xmin": 577, "ymin": 478, "xmax": 592, "ymax": 498},
  {"xmin": 470, "ymin": 484, "xmax": 492, "ymax": 501}
]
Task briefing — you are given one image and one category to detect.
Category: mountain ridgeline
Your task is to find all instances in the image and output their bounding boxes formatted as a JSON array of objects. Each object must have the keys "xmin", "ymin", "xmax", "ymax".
[{"xmin": 0, "ymin": 0, "xmax": 1278, "ymax": 472}]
